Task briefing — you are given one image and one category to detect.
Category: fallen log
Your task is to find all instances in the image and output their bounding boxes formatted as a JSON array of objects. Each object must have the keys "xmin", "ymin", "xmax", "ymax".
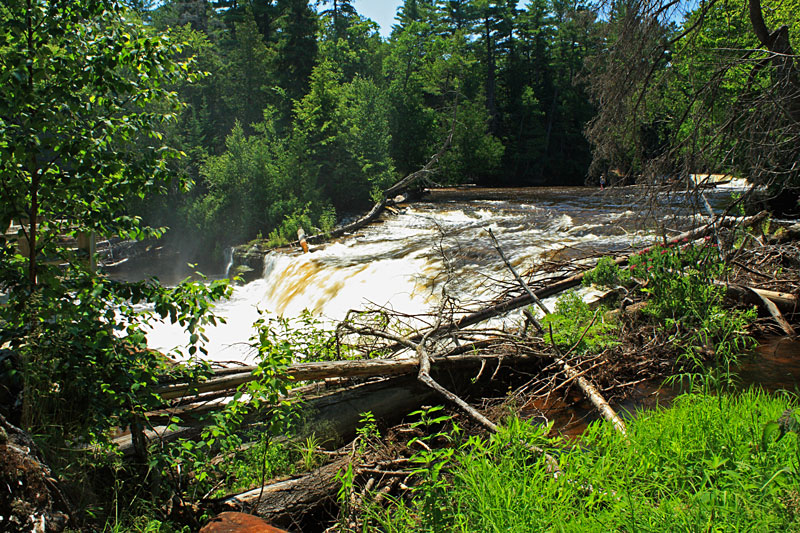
[
  {"xmin": 118, "ymin": 376, "xmax": 438, "ymax": 455},
  {"xmin": 218, "ymin": 454, "xmax": 347, "ymax": 529},
  {"xmin": 751, "ymin": 289, "xmax": 796, "ymax": 336},
  {"xmin": 123, "ymin": 354, "xmax": 523, "ymax": 456},
  {"xmin": 723, "ymin": 283, "xmax": 797, "ymax": 315},
  {"xmin": 155, "ymin": 349, "xmax": 542, "ymax": 401},
  {"xmin": 551, "ymin": 347, "xmax": 627, "ymax": 435}
]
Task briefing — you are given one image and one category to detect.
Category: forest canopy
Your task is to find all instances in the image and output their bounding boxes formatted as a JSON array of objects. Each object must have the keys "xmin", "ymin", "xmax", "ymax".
[{"xmin": 3, "ymin": 0, "xmax": 798, "ymax": 259}]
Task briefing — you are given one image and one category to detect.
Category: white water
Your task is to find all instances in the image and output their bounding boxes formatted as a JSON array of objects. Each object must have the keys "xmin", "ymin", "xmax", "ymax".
[
  {"xmin": 222, "ymin": 246, "xmax": 235, "ymax": 279},
  {"xmin": 140, "ymin": 186, "xmax": 743, "ymax": 363}
]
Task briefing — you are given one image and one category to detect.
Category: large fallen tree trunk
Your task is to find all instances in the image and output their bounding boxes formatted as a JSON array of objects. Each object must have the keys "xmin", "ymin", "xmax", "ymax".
[
  {"xmin": 119, "ymin": 375, "xmax": 440, "ymax": 455},
  {"xmin": 155, "ymin": 348, "xmax": 541, "ymax": 401},
  {"xmin": 123, "ymin": 348, "xmax": 526, "ymax": 455},
  {"xmin": 217, "ymin": 455, "xmax": 347, "ymax": 528}
]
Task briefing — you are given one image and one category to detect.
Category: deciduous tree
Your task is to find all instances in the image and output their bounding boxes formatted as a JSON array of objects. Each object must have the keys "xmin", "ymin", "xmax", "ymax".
[{"xmin": 0, "ymin": 0, "xmax": 191, "ymax": 285}]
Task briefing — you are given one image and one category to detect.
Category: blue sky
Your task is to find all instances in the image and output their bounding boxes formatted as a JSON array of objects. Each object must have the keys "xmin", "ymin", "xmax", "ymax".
[{"xmin": 352, "ymin": 0, "xmax": 404, "ymax": 37}]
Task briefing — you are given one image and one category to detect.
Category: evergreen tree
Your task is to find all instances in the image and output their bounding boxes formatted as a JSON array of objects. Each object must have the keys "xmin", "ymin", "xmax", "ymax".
[
  {"xmin": 317, "ymin": 1, "xmax": 384, "ymax": 82},
  {"xmin": 220, "ymin": 7, "xmax": 277, "ymax": 132},
  {"xmin": 317, "ymin": 0, "xmax": 358, "ymax": 41},
  {"xmin": 275, "ymin": 0, "xmax": 319, "ymax": 104}
]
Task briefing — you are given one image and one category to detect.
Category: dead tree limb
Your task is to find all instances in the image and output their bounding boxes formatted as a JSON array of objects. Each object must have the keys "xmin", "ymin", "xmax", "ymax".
[
  {"xmin": 415, "ymin": 296, "xmax": 501, "ymax": 434},
  {"xmin": 750, "ymin": 288, "xmax": 796, "ymax": 336},
  {"xmin": 490, "ymin": 231, "xmax": 628, "ymax": 435},
  {"xmin": 723, "ymin": 283, "xmax": 797, "ymax": 315},
  {"xmin": 339, "ymin": 318, "xmax": 560, "ymax": 472},
  {"xmin": 488, "ymin": 228, "xmax": 551, "ymax": 317},
  {"xmin": 401, "ymin": 211, "xmax": 770, "ymax": 346}
]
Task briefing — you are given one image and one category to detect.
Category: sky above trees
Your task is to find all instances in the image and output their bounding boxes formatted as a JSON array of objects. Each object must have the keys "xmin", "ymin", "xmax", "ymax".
[{"xmin": 352, "ymin": 0, "xmax": 403, "ymax": 36}]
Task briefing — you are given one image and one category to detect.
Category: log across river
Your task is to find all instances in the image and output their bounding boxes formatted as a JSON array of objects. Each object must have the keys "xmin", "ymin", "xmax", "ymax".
[{"xmin": 124, "ymin": 184, "xmax": 752, "ymax": 364}]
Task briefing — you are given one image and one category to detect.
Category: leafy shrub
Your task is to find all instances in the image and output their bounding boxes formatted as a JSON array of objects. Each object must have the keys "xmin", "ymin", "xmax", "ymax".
[
  {"xmin": 267, "ymin": 205, "xmax": 315, "ymax": 247},
  {"xmin": 318, "ymin": 205, "xmax": 338, "ymax": 234},
  {"xmin": 0, "ymin": 254, "xmax": 231, "ymax": 453},
  {"xmin": 631, "ymin": 241, "xmax": 756, "ymax": 390},
  {"xmin": 583, "ymin": 256, "xmax": 629, "ymax": 288},
  {"xmin": 539, "ymin": 291, "xmax": 618, "ymax": 355},
  {"xmin": 583, "ymin": 240, "xmax": 758, "ymax": 390},
  {"xmin": 151, "ymin": 310, "xmax": 300, "ymax": 501}
]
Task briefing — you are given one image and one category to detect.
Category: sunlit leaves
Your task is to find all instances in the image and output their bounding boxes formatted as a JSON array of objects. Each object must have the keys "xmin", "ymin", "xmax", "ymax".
[{"xmin": 0, "ymin": 0, "xmax": 192, "ymax": 254}]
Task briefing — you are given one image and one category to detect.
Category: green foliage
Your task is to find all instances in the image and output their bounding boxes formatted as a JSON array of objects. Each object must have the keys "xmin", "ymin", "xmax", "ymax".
[
  {"xmin": 0, "ymin": 0, "xmax": 194, "ymax": 282},
  {"xmin": 629, "ymin": 241, "xmax": 727, "ymax": 321},
  {"xmin": 539, "ymin": 291, "xmax": 618, "ymax": 355},
  {"xmin": 297, "ymin": 434, "xmax": 323, "ymax": 471},
  {"xmin": 250, "ymin": 311, "xmax": 343, "ymax": 362},
  {"xmin": 355, "ymin": 411, "xmax": 381, "ymax": 455},
  {"xmin": 583, "ymin": 241, "xmax": 758, "ymax": 390},
  {"xmin": 371, "ymin": 390, "xmax": 800, "ymax": 531},
  {"xmin": 357, "ymin": 411, "xmax": 381, "ymax": 442},
  {"xmin": 218, "ymin": 8, "xmax": 276, "ymax": 132},
  {"xmin": 213, "ymin": 433, "xmax": 299, "ymax": 496},
  {"xmin": 190, "ymin": 112, "xmax": 329, "ymax": 250},
  {"xmin": 290, "ymin": 61, "xmax": 396, "ymax": 211},
  {"xmin": 266, "ymin": 204, "xmax": 315, "ymax": 247},
  {"xmin": 0, "ymin": 247, "xmax": 231, "ymax": 449},
  {"xmin": 126, "ymin": 0, "xmax": 608, "ymax": 254},
  {"xmin": 150, "ymin": 310, "xmax": 299, "ymax": 500},
  {"xmin": 438, "ymin": 98, "xmax": 506, "ymax": 183},
  {"xmin": 629, "ymin": 241, "xmax": 757, "ymax": 390},
  {"xmin": 318, "ymin": 205, "xmax": 338, "ymax": 234},
  {"xmin": 405, "ymin": 406, "xmax": 460, "ymax": 529},
  {"xmin": 582, "ymin": 256, "xmax": 628, "ymax": 287}
]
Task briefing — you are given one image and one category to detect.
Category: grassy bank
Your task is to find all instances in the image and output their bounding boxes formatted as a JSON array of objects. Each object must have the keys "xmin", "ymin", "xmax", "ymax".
[{"xmin": 367, "ymin": 389, "xmax": 800, "ymax": 531}]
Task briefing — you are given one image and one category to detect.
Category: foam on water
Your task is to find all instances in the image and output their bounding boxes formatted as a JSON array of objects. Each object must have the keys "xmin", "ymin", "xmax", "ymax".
[{"xmin": 140, "ymin": 187, "xmax": 743, "ymax": 363}]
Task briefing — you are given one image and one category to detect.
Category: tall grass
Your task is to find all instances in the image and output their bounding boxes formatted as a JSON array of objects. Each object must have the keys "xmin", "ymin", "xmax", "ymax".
[{"xmin": 369, "ymin": 390, "xmax": 800, "ymax": 531}]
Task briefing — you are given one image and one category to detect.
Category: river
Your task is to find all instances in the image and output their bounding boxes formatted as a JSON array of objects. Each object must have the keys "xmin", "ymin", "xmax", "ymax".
[{"xmin": 133, "ymin": 184, "xmax": 749, "ymax": 364}]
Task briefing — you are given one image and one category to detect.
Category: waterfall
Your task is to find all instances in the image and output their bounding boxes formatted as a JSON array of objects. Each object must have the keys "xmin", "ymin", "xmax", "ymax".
[
  {"xmin": 140, "ymin": 185, "xmax": 746, "ymax": 363},
  {"xmin": 223, "ymin": 247, "xmax": 234, "ymax": 279}
]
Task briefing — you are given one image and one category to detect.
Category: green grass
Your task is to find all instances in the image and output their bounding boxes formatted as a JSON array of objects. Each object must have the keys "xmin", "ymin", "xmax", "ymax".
[{"xmin": 369, "ymin": 390, "xmax": 800, "ymax": 532}]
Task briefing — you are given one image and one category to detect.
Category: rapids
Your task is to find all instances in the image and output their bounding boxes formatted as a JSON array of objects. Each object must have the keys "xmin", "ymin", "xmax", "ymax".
[{"xmin": 140, "ymin": 185, "xmax": 748, "ymax": 363}]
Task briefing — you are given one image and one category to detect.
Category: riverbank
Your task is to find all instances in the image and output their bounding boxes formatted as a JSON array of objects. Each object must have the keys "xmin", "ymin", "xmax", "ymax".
[{"xmin": 366, "ymin": 389, "xmax": 800, "ymax": 531}]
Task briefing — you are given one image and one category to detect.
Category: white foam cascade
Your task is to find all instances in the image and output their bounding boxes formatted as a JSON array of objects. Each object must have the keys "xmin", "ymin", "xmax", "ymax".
[
  {"xmin": 222, "ymin": 247, "xmax": 235, "ymax": 279},
  {"xmin": 141, "ymin": 186, "xmax": 743, "ymax": 363}
]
